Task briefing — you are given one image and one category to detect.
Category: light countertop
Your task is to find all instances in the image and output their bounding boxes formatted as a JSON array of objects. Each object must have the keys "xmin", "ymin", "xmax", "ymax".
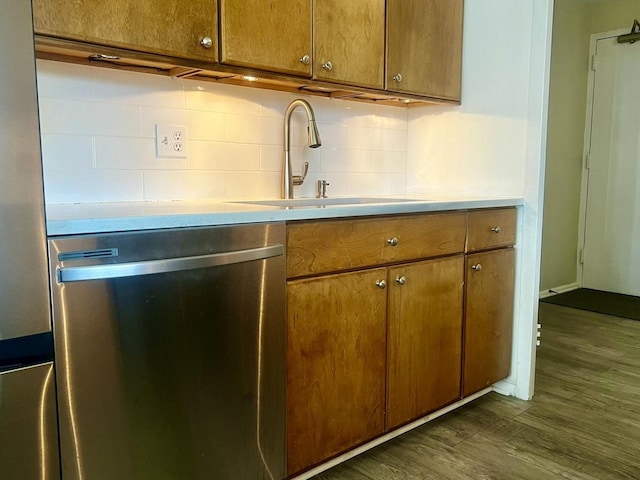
[{"xmin": 46, "ymin": 195, "xmax": 524, "ymax": 237}]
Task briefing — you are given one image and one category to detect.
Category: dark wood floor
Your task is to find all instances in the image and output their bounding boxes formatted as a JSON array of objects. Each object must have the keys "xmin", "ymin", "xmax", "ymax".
[{"xmin": 313, "ymin": 303, "xmax": 640, "ymax": 479}]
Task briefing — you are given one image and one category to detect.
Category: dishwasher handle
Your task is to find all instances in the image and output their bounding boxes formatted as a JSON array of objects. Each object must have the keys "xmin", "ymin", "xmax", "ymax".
[{"xmin": 58, "ymin": 244, "xmax": 284, "ymax": 283}]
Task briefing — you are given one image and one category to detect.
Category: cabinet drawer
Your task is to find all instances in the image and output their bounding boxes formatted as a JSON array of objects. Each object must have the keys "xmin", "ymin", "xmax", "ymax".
[
  {"xmin": 466, "ymin": 208, "xmax": 517, "ymax": 252},
  {"xmin": 287, "ymin": 212, "xmax": 467, "ymax": 278}
]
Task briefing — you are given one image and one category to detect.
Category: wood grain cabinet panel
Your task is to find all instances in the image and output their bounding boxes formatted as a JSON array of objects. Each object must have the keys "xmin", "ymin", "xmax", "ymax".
[
  {"xmin": 467, "ymin": 207, "xmax": 517, "ymax": 252},
  {"xmin": 287, "ymin": 268, "xmax": 387, "ymax": 475},
  {"xmin": 386, "ymin": 0, "xmax": 463, "ymax": 100},
  {"xmin": 219, "ymin": 0, "xmax": 312, "ymax": 76},
  {"xmin": 386, "ymin": 256, "xmax": 464, "ymax": 430},
  {"xmin": 286, "ymin": 210, "xmax": 517, "ymax": 473},
  {"xmin": 314, "ymin": 0, "xmax": 385, "ymax": 89},
  {"xmin": 287, "ymin": 212, "xmax": 467, "ymax": 278},
  {"xmin": 463, "ymin": 248, "xmax": 515, "ymax": 397},
  {"xmin": 32, "ymin": 0, "xmax": 218, "ymax": 62}
]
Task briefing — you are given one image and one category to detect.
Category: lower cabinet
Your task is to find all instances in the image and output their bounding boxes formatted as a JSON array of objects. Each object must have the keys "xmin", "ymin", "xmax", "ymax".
[
  {"xmin": 287, "ymin": 256, "xmax": 465, "ymax": 474},
  {"xmin": 286, "ymin": 209, "xmax": 516, "ymax": 475},
  {"xmin": 463, "ymin": 247, "xmax": 516, "ymax": 396},
  {"xmin": 286, "ymin": 268, "xmax": 387, "ymax": 475},
  {"xmin": 386, "ymin": 256, "xmax": 464, "ymax": 430}
]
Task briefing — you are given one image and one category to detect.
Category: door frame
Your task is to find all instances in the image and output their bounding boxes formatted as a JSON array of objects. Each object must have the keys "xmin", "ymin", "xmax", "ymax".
[{"xmin": 576, "ymin": 28, "xmax": 629, "ymax": 287}]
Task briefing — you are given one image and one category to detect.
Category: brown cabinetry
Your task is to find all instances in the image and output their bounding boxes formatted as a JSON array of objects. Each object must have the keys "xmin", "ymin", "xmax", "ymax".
[
  {"xmin": 33, "ymin": 0, "xmax": 464, "ymax": 106},
  {"xmin": 287, "ymin": 268, "xmax": 387, "ymax": 475},
  {"xmin": 219, "ymin": 0, "xmax": 312, "ymax": 76},
  {"xmin": 386, "ymin": 0, "xmax": 464, "ymax": 100},
  {"xmin": 286, "ymin": 212, "xmax": 467, "ymax": 474},
  {"xmin": 32, "ymin": 0, "xmax": 218, "ymax": 62},
  {"xmin": 287, "ymin": 212, "xmax": 467, "ymax": 278},
  {"xmin": 462, "ymin": 208, "xmax": 517, "ymax": 397},
  {"xmin": 314, "ymin": 0, "xmax": 385, "ymax": 89},
  {"xmin": 386, "ymin": 256, "xmax": 464, "ymax": 430}
]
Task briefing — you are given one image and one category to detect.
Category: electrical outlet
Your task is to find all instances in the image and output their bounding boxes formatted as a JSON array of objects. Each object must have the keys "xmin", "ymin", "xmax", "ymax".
[{"xmin": 156, "ymin": 124, "xmax": 187, "ymax": 158}]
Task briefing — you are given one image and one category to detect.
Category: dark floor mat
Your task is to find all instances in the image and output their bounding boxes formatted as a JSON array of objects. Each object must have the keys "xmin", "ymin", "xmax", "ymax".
[{"xmin": 540, "ymin": 288, "xmax": 640, "ymax": 320}]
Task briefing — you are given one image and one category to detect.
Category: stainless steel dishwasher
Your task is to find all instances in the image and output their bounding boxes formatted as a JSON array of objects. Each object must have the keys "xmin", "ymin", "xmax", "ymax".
[{"xmin": 48, "ymin": 222, "xmax": 286, "ymax": 480}]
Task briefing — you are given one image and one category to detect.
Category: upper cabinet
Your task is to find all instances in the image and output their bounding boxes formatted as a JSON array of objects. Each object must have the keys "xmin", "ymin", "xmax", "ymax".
[
  {"xmin": 386, "ymin": 0, "xmax": 463, "ymax": 100},
  {"xmin": 32, "ymin": 0, "xmax": 218, "ymax": 62},
  {"xmin": 314, "ymin": 0, "xmax": 385, "ymax": 89},
  {"xmin": 33, "ymin": 0, "xmax": 464, "ymax": 106},
  {"xmin": 219, "ymin": 0, "xmax": 312, "ymax": 76}
]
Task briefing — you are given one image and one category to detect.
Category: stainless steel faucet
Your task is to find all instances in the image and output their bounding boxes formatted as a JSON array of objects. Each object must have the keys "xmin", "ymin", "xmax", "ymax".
[{"xmin": 283, "ymin": 99, "xmax": 321, "ymax": 199}]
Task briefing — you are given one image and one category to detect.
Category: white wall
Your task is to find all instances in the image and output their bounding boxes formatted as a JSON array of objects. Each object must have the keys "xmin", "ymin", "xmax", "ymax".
[
  {"xmin": 407, "ymin": 1, "xmax": 532, "ymax": 197},
  {"xmin": 407, "ymin": 0, "xmax": 553, "ymax": 399},
  {"xmin": 37, "ymin": 61, "xmax": 408, "ymax": 204}
]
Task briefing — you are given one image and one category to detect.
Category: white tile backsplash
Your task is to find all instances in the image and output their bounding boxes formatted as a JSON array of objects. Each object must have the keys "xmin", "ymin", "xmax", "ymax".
[
  {"xmin": 91, "ymin": 68, "xmax": 186, "ymax": 109},
  {"xmin": 260, "ymin": 146, "xmax": 282, "ymax": 172},
  {"xmin": 184, "ymin": 110, "xmax": 225, "ymax": 142},
  {"xmin": 40, "ymin": 134, "xmax": 94, "ymax": 170},
  {"xmin": 44, "ymin": 169, "xmax": 144, "ymax": 203},
  {"xmin": 142, "ymin": 170, "xmax": 225, "ymax": 201},
  {"xmin": 36, "ymin": 60, "xmax": 409, "ymax": 203},
  {"xmin": 94, "ymin": 137, "xmax": 186, "ymax": 170},
  {"xmin": 187, "ymin": 142, "xmax": 260, "ymax": 171},
  {"xmin": 36, "ymin": 61, "xmax": 92, "ymax": 100},
  {"xmin": 223, "ymin": 114, "xmax": 262, "ymax": 144}
]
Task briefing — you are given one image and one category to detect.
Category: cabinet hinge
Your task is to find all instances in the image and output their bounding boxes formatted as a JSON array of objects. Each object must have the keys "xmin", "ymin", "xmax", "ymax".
[
  {"xmin": 579, "ymin": 248, "xmax": 585, "ymax": 265},
  {"xmin": 585, "ymin": 153, "xmax": 590, "ymax": 170},
  {"xmin": 591, "ymin": 54, "xmax": 597, "ymax": 71}
]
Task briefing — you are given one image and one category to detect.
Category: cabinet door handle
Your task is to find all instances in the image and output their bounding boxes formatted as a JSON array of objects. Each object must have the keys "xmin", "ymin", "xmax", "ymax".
[
  {"xmin": 322, "ymin": 61, "xmax": 333, "ymax": 71},
  {"xmin": 395, "ymin": 276, "xmax": 406, "ymax": 285},
  {"xmin": 299, "ymin": 54, "xmax": 310, "ymax": 65},
  {"xmin": 200, "ymin": 36, "xmax": 213, "ymax": 49},
  {"xmin": 491, "ymin": 226, "xmax": 501, "ymax": 233},
  {"xmin": 393, "ymin": 73, "xmax": 403, "ymax": 82},
  {"xmin": 471, "ymin": 264, "xmax": 482, "ymax": 271},
  {"xmin": 375, "ymin": 280, "xmax": 387, "ymax": 289},
  {"xmin": 387, "ymin": 237, "xmax": 399, "ymax": 247}
]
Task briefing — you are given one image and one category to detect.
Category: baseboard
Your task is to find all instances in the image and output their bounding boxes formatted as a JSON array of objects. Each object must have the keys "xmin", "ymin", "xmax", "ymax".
[
  {"xmin": 492, "ymin": 379, "xmax": 517, "ymax": 397},
  {"xmin": 539, "ymin": 282, "xmax": 579, "ymax": 299},
  {"xmin": 291, "ymin": 387, "xmax": 493, "ymax": 480}
]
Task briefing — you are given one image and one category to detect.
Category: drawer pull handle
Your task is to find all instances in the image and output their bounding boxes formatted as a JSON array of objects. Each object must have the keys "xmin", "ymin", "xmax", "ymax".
[
  {"xmin": 395, "ymin": 276, "xmax": 406, "ymax": 285},
  {"xmin": 471, "ymin": 264, "xmax": 482, "ymax": 272},
  {"xmin": 375, "ymin": 280, "xmax": 387, "ymax": 289},
  {"xmin": 491, "ymin": 226, "xmax": 501, "ymax": 234},
  {"xmin": 387, "ymin": 237, "xmax": 399, "ymax": 247}
]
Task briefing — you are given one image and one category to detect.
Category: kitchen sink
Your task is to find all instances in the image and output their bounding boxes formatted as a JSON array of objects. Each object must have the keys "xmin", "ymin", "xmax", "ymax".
[{"xmin": 233, "ymin": 197, "xmax": 420, "ymax": 208}]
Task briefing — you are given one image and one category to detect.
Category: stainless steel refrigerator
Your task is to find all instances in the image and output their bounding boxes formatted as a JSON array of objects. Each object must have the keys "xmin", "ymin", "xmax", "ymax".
[{"xmin": 0, "ymin": 1, "xmax": 60, "ymax": 478}]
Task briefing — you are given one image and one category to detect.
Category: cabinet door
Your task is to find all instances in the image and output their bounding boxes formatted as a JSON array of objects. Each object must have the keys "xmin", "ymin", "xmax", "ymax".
[
  {"xmin": 220, "ymin": 0, "xmax": 312, "ymax": 76},
  {"xmin": 287, "ymin": 268, "xmax": 387, "ymax": 475},
  {"xmin": 386, "ymin": 256, "xmax": 464, "ymax": 430},
  {"xmin": 386, "ymin": 0, "xmax": 463, "ymax": 99},
  {"xmin": 314, "ymin": 0, "xmax": 385, "ymax": 89},
  {"xmin": 33, "ymin": 0, "xmax": 218, "ymax": 62},
  {"xmin": 463, "ymin": 248, "xmax": 515, "ymax": 397}
]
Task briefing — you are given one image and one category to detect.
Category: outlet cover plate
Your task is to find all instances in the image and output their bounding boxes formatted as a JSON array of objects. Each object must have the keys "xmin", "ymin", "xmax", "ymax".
[{"xmin": 156, "ymin": 124, "xmax": 187, "ymax": 158}]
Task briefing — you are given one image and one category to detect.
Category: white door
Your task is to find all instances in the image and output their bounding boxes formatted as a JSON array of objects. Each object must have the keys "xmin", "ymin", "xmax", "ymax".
[{"xmin": 582, "ymin": 36, "xmax": 640, "ymax": 295}]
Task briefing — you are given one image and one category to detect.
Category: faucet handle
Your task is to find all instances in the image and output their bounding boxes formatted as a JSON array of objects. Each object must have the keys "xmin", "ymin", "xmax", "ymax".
[{"xmin": 292, "ymin": 162, "xmax": 309, "ymax": 186}]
